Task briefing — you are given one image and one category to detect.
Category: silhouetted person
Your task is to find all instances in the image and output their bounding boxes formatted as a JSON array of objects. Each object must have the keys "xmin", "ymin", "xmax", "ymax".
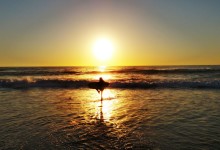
[
  {"xmin": 97, "ymin": 77, "xmax": 104, "ymax": 93},
  {"xmin": 88, "ymin": 77, "xmax": 109, "ymax": 101}
]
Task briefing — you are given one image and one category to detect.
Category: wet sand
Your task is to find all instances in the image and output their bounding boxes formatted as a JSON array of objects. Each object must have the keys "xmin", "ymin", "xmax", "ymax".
[{"xmin": 0, "ymin": 88, "xmax": 220, "ymax": 149}]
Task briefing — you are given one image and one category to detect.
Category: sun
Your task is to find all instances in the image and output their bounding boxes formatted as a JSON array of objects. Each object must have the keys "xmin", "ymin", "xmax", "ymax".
[{"xmin": 93, "ymin": 38, "xmax": 114, "ymax": 61}]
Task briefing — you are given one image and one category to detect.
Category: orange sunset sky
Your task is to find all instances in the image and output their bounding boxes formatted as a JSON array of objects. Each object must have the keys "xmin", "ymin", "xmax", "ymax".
[{"xmin": 0, "ymin": 0, "xmax": 220, "ymax": 66}]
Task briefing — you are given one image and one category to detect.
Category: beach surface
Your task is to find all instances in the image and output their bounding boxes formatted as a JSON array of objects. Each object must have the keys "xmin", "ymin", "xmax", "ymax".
[{"xmin": 0, "ymin": 66, "xmax": 220, "ymax": 149}]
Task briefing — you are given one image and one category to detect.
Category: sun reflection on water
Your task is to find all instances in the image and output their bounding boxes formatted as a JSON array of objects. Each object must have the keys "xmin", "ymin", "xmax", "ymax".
[
  {"xmin": 93, "ymin": 89, "xmax": 118, "ymax": 122},
  {"xmin": 98, "ymin": 66, "xmax": 106, "ymax": 72}
]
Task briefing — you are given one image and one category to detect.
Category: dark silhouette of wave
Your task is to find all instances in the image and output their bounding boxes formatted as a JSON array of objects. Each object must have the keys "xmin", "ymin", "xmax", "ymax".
[
  {"xmin": 0, "ymin": 70, "xmax": 80, "ymax": 76},
  {"xmin": 0, "ymin": 79, "xmax": 220, "ymax": 89},
  {"xmin": 113, "ymin": 68, "xmax": 220, "ymax": 74}
]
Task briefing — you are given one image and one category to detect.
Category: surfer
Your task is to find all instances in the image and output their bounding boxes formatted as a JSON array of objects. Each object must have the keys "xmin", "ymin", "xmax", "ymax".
[
  {"xmin": 96, "ymin": 77, "xmax": 105, "ymax": 93},
  {"xmin": 88, "ymin": 77, "xmax": 109, "ymax": 100}
]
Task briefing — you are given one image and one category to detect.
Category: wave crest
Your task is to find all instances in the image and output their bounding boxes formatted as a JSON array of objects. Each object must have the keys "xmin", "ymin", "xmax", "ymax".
[{"xmin": 0, "ymin": 79, "xmax": 220, "ymax": 89}]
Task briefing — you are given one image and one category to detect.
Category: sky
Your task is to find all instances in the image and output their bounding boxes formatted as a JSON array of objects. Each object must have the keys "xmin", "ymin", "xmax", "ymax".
[{"xmin": 0, "ymin": 0, "xmax": 220, "ymax": 66}]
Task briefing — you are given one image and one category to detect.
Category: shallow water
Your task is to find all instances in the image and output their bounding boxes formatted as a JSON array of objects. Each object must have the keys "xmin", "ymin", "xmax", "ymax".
[{"xmin": 1, "ymin": 88, "xmax": 220, "ymax": 149}]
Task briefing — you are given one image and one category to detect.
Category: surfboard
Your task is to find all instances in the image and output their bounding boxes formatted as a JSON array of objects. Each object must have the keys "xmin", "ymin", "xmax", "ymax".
[{"xmin": 88, "ymin": 81, "xmax": 109, "ymax": 91}]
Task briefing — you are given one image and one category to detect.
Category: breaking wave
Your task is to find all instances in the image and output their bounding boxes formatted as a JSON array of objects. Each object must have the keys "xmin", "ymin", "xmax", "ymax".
[{"xmin": 0, "ymin": 79, "xmax": 220, "ymax": 89}]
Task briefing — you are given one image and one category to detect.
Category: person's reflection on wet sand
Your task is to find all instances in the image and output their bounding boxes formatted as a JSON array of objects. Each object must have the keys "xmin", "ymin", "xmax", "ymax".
[{"xmin": 99, "ymin": 100, "xmax": 104, "ymax": 123}]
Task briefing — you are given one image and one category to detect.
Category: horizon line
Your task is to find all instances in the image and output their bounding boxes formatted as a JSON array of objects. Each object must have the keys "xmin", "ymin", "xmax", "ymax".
[{"xmin": 0, "ymin": 64, "xmax": 220, "ymax": 68}]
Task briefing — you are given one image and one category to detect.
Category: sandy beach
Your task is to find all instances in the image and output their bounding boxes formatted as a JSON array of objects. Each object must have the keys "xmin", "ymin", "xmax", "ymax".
[{"xmin": 1, "ymin": 88, "xmax": 220, "ymax": 149}]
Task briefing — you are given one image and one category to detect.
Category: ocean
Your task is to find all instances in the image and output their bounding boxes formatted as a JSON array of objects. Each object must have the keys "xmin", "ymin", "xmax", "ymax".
[{"xmin": 0, "ymin": 66, "xmax": 220, "ymax": 149}]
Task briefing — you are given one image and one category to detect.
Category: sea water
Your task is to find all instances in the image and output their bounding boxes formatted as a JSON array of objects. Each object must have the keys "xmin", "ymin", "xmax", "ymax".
[{"xmin": 0, "ymin": 66, "xmax": 220, "ymax": 149}]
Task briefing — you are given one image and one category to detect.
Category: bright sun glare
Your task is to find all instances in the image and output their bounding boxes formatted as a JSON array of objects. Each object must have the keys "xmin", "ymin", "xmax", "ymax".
[{"xmin": 93, "ymin": 38, "xmax": 114, "ymax": 61}]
